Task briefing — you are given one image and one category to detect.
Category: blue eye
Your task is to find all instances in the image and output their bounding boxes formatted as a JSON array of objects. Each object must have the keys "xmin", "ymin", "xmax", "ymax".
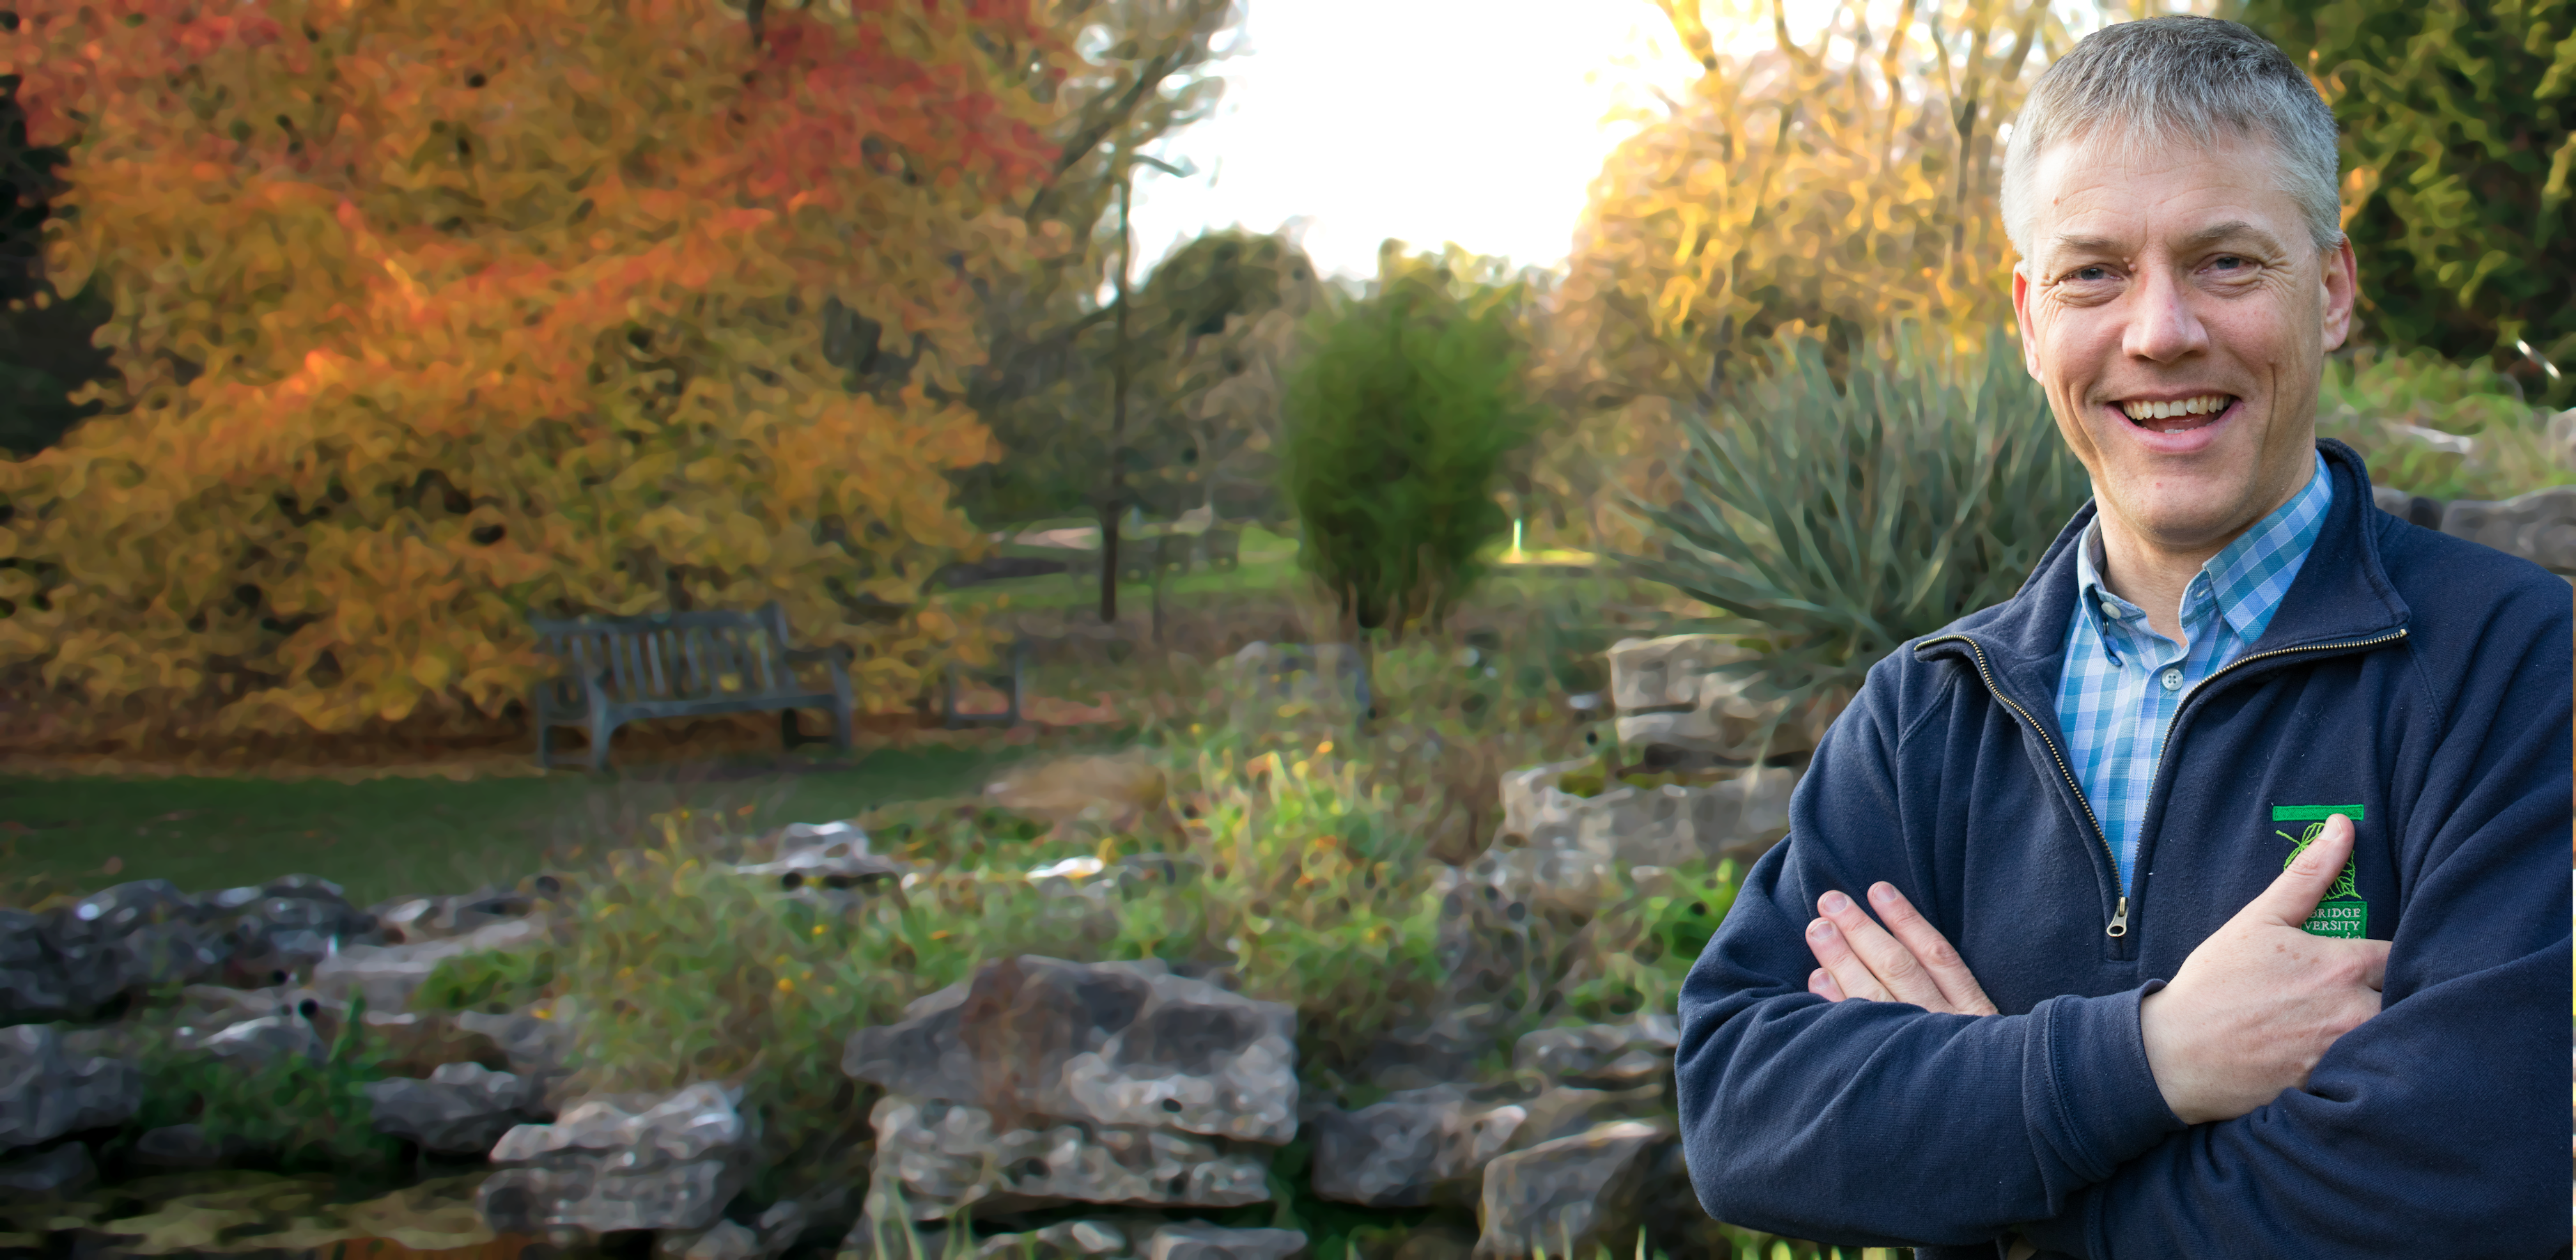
[
  {"xmin": 2070, "ymin": 266, "xmax": 2110, "ymax": 281},
  {"xmin": 2212, "ymin": 256, "xmax": 2244, "ymax": 270}
]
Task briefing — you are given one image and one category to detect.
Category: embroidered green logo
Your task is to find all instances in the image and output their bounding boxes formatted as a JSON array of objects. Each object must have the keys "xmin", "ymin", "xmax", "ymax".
[{"xmin": 2273, "ymin": 804, "xmax": 2366, "ymax": 938}]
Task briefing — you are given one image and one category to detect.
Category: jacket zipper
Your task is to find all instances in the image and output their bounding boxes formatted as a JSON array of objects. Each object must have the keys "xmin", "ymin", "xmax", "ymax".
[
  {"xmin": 2130, "ymin": 625, "xmax": 2411, "ymax": 923},
  {"xmin": 1916, "ymin": 634, "xmax": 2127, "ymax": 936},
  {"xmin": 1922, "ymin": 626, "xmax": 2412, "ymax": 942}
]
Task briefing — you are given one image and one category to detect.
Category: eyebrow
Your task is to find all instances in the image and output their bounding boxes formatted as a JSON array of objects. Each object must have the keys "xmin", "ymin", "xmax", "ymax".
[{"xmin": 2048, "ymin": 219, "xmax": 2290, "ymax": 259}]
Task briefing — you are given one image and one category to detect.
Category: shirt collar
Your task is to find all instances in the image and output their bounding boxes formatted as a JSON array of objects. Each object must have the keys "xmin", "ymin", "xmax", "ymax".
[{"xmin": 2074, "ymin": 451, "xmax": 2334, "ymax": 644}]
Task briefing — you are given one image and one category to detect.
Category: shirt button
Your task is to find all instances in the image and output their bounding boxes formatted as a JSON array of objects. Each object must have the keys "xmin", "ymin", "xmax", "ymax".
[
  {"xmin": 2100, "ymin": 600, "xmax": 2120, "ymax": 620},
  {"xmin": 2161, "ymin": 668, "xmax": 2184, "ymax": 692}
]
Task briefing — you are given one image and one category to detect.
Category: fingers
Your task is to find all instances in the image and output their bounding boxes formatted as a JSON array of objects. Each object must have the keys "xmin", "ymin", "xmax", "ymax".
[
  {"xmin": 1814, "ymin": 891, "xmax": 1948, "ymax": 1009},
  {"xmin": 1867, "ymin": 882, "xmax": 2001, "ymax": 1016},
  {"xmin": 2353, "ymin": 938, "xmax": 2391, "ymax": 993},
  {"xmin": 2247, "ymin": 813, "xmax": 2354, "ymax": 928},
  {"xmin": 1806, "ymin": 915, "xmax": 1894, "ymax": 1003},
  {"xmin": 1808, "ymin": 968, "xmax": 1847, "ymax": 1002}
]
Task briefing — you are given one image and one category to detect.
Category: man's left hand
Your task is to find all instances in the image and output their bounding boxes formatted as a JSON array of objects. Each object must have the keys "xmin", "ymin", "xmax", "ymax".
[{"xmin": 1803, "ymin": 882, "xmax": 1999, "ymax": 1016}]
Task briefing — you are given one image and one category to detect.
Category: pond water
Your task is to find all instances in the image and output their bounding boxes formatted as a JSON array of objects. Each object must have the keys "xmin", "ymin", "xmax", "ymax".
[{"xmin": 0, "ymin": 1169, "xmax": 575, "ymax": 1260}]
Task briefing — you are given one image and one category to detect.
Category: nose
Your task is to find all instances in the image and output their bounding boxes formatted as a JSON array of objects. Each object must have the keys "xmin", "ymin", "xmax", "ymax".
[{"xmin": 2122, "ymin": 265, "xmax": 2211, "ymax": 364}]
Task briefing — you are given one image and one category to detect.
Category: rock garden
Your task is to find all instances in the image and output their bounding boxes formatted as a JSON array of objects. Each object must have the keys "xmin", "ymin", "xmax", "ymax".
[{"xmin": 0, "ymin": 635, "xmax": 1878, "ymax": 1260}]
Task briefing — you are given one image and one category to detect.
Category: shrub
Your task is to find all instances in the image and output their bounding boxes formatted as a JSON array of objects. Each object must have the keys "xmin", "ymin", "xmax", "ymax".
[
  {"xmin": 2315, "ymin": 346, "xmax": 2575, "ymax": 501},
  {"xmin": 109, "ymin": 995, "xmax": 403, "ymax": 1178},
  {"xmin": 1281, "ymin": 245, "xmax": 1545, "ymax": 636},
  {"xmin": 1625, "ymin": 324, "xmax": 2090, "ymax": 736}
]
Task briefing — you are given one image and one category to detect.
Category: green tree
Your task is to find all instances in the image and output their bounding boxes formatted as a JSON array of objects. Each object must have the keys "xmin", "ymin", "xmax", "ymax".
[
  {"xmin": 2230, "ymin": 0, "xmax": 2576, "ymax": 405},
  {"xmin": 1281, "ymin": 242, "xmax": 1544, "ymax": 637}
]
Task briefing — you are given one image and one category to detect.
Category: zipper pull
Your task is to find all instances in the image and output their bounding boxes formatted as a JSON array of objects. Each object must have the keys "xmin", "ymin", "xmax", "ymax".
[{"xmin": 2106, "ymin": 896, "xmax": 2130, "ymax": 938}]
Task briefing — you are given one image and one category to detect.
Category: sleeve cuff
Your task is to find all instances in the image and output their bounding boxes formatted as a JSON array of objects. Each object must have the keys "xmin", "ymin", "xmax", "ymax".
[{"xmin": 2028, "ymin": 980, "xmax": 2187, "ymax": 1185}]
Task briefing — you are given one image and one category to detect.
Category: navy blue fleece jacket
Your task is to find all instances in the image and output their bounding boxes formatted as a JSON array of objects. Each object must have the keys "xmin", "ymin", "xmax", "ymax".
[{"xmin": 1673, "ymin": 440, "xmax": 2573, "ymax": 1259}]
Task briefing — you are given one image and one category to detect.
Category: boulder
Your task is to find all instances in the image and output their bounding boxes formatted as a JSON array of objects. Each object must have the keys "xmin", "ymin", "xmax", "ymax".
[
  {"xmin": 1502, "ymin": 1087, "xmax": 1665, "ymax": 1154},
  {"xmin": 311, "ymin": 913, "xmax": 553, "ymax": 1014},
  {"xmin": 477, "ymin": 1081, "xmax": 756, "ymax": 1234},
  {"xmin": 0, "ymin": 1140, "xmax": 95, "ymax": 1197},
  {"xmin": 969, "ymin": 1218, "xmax": 1141, "ymax": 1259},
  {"xmin": 844, "ymin": 956, "xmax": 1297, "ymax": 1145},
  {"xmin": 366, "ymin": 1061, "xmax": 535, "ymax": 1154},
  {"xmin": 864, "ymin": 1094, "xmax": 1273, "ymax": 1221},
  {"xmin": 1564, "ymin": 773, "xmax": 1799, "ymax": 871},
  {"xmin": 1495, "ymin": 762, "xmax": 1592, "ymax": 846},
  {"xmin": 0, "ymin": 910, "xmax": 68, "ymax": 1022},
  {"xmin": 456, "ymin": 1000, "xmax": 586, "ymax": 1117},
  {"xmin": 655, "ymin": 1218, "xmax": 762, "ymax": 1260},
  {"xmin": 1512, "ymin": 1018, "xmax": 1679, "ymax": 1090},
  {"xmin": 1140, "ymin": 1224, "xmax": 1308, "ymax": 1260},
  {"xmin": 1309, "ymin": 1086, "xmax": 1526, "ymax": 1208},
  {"xmin": 1604, "ymin": 636, "xmax": 1755, "ymax": 714},
  {"xmin": 196, "ymin": 1012, "xmax": 330, "ymax": 1068},
  {"xmin": 1471, "ymin": 1121, "xmax": 1673, "ymax": 1260},
  {"xmin": 0, "ymin": 1023, "xmax": 141, "ymax": 1151},
  {"xmin": 130, "ymin": 1121, "xmax": 256, "ymax": 1169},
  {"xmin": 1351, "ymin": 1007, "xmax": 1505, "ymax": 1094},
  {"xmin": 2442, "ymin": 484, "xmax": 2576, "ymax": 574}
]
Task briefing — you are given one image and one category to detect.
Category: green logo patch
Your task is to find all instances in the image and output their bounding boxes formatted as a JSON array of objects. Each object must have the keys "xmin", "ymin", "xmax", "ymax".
[{"xmin": 2273, "ymin": 805, "xmax": 2366, "ymax": 938}]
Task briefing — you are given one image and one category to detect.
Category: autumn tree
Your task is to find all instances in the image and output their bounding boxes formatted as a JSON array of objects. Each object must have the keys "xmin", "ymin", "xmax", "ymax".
[
  {"xmin": 1535, "ymin": 0, "xmax": 2077, "ymax": 551},
  {"xmin": 0, "ymin": 0, "xmax": 1064, "ymax": 753}
]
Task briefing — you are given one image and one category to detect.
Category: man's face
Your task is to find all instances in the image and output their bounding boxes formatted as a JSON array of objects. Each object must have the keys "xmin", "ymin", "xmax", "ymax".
[{"xmin": 2012, "ymin": 131, "xmax": 2358, "ymax": 556}]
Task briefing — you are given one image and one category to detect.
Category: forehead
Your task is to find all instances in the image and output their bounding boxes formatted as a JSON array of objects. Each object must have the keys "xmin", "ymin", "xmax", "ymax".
[{"xmin": 2026, "ymin": 129, "xmax": 2304, "ymax": 256}]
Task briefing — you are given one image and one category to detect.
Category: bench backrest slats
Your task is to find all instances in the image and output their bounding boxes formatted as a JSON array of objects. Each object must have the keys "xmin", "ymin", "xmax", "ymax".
[{"xmin": 532, "ymin": 603, "xmax": 807, "ymax": 704}]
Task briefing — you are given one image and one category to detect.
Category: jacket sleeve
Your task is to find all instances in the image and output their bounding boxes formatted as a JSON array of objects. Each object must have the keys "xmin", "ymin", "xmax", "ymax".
[
  {"xmin": 1673, "ymin": 653, "xmax": 2187, "ymax": 1250},
  {"xmin": 2016, "ymin": 596, "xmax": 2575, "ymax": 1260}
]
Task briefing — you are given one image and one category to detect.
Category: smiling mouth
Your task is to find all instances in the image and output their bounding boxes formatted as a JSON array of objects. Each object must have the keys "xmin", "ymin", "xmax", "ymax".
[{"xmin": 2117, "ymin": 393, "xmax": 2236, "ymax": 435}]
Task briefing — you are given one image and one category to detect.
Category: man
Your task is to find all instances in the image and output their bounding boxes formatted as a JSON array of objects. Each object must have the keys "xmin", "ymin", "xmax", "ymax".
[{"xmin": 1673, "ymin": 16, "xmax": 2571, "ymax": 1260}]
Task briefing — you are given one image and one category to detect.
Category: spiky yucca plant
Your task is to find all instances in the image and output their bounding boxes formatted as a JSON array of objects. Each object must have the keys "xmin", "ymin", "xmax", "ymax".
[{"xmin": 1626, "ymin": 324, "xmax": 2090, "ymax": 732}]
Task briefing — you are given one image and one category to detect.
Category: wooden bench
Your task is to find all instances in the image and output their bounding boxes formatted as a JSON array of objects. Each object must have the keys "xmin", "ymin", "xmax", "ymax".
[{"xmin": 529, "ymin": 602, "xmax": 853, "ymax": 771}]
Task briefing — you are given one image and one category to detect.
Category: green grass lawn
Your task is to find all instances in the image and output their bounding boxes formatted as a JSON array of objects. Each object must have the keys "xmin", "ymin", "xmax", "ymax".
[{"xmin": 0, "ymin": 743, "xmax": 1023, "ymax": 912}]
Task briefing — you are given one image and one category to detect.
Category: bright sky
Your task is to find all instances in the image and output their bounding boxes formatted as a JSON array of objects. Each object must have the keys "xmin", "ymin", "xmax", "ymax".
[{"xmin": 1120, "ymin": 0, "xmax": 1714, "ymax": 287}]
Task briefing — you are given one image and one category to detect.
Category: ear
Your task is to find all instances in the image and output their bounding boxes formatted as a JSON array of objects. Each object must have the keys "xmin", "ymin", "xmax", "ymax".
[
  {"xmin": 2320, "ymin": 238, "xmax": 2359, "ymax": 352},
  {"xmin": 2012, "ymin": 263, "xmax": 2044, "ymax": 380}
]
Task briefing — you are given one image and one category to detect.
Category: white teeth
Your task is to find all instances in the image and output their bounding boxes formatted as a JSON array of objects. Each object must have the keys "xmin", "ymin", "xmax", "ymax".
[{"xmin": 2120, "ymin": 394, "xmax": 2230, "ymax": 421}]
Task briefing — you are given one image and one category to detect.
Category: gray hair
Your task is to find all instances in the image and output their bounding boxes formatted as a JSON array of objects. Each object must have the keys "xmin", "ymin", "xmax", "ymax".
[{"xmin": 2001, "ymin": 15, "xmax": 2344, "ymax": 260}]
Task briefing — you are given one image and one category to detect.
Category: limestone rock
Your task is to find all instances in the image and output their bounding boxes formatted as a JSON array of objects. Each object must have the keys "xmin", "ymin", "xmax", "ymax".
[
  {"xmin": 1605, "ymin": 636, "xmax": 1755, "ymax": 713},
  {"xmin": 478, "ymin": 1082, "xmax": 756, "ymax": 1234},
  {"xmin": 2442, "ymin": 484, "xmax": 2576, "ymax": 574},
  {"xmin": 970, "ymin": 1218, "xmax": 1139, "ymax": 1258},
  {"xmin": 1496, "ymin": 761, "xmax": 1593, "ymax": 845},
  {"xmin": 0, "ymin": 1141, "xmax": 95, "ymax": 1197},
  {"xmin": 367, "ymin": 1061, "xmax": 534, "ymax": 1155},
  {"xmin": 1502, "ymin": 769, "xmax": 1795, "ymax": 874},
  {"xmin": 1310, "ymin": 1087, "xmax": 1526, "ymax": 1208},
  {"xmin": 1513, "ymin": 1018, "xmax": 1679, "ymax": 1090},
  {"xmin": 844, "ymin": 956, "xmax": 1297, "ymax": 1146},
  {"xmin": 1140, "ymin": 1224, "xmax": 1308, "ymax": 1260},
  {"xmin": 1471, "ymin": 1121, "xmax": 1673, "ymax": 1260},
  {"xmin": 311, "ymin": 913, "xmax": 553, "ymax": 1015},
  {"xmin": 0, "ymin": 1023, "xmax": 141, "ymax": 1151},
  {"xmin": 865, "ymin": 1094, "xmax": 1271, "ymax": 1221},
  {"xmin": 130, "ymin": 1121, "xmax": 256, "ymax": 1169},
  {"xmin": 655, "ymin": 1218, "xmax": 762, "ymax": 1260},
  {"xmin": 456, "ymin": 999, "xmax": 586, "ymax": 1116}
]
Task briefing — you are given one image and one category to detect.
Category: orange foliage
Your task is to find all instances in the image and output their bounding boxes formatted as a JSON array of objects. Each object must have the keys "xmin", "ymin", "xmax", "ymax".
[{"xmin": 0, "ymin": 0, "xmax": 1066, "ymax": 749}]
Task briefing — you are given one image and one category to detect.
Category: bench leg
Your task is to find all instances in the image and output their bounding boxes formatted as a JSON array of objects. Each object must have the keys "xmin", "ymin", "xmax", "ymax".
[
  {"xmin": 536, "ymin": 720, "xmax": 556, "ymax": 770},
  {"xmin": 830, "ymin": 703, "xmax": 853, "ymax": 751},
  {"xmin": 588, "ymin": 716, "xmax": 615, "ymax": 773}
]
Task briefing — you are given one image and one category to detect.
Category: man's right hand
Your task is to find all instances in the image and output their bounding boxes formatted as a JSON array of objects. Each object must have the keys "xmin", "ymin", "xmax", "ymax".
[{"xmin": 2139, "ymin": 813, "xmax": 2391, "ymax": 1126}]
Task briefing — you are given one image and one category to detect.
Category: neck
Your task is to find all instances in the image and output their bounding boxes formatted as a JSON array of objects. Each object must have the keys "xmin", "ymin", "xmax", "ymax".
[{"xmin": 2093, "ymin": 456, "xmax": 2319, "ymax": 646}]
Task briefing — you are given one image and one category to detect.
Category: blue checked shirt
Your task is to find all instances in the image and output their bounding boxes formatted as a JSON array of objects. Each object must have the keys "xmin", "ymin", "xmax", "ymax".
[{"xmin": 2056, "ymin": 451, "xmax": 2333, "ymax": 892}]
